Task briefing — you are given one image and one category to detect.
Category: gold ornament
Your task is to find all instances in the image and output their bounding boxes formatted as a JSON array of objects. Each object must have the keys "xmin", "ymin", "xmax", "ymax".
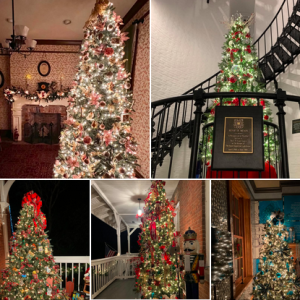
[{"xmin": 107, "ymin": 104, "xmax": 115, "ymax": 113}]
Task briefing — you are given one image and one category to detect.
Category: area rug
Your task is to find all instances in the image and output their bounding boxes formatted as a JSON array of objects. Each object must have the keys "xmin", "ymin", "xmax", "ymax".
[{"xmin": 0, "ymin": 142, "xmax": 59, "ymax": 178}]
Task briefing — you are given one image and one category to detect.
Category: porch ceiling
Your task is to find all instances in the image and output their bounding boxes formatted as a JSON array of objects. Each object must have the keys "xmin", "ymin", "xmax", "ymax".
[
  {"xmin": 91, "ymin": 180, "xmax": 179, "ymax": 228},
  {"xmin": 246, "ymin": 180, "xmax": 300, "ymax": 201}
]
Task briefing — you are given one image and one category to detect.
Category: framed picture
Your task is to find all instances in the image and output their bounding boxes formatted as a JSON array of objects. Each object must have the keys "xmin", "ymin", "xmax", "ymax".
[
  {"xmin": 71, "ymin": 291, "xmax": 86, "ymax": 300},
  {"xmin": 0, "ymin": 70, "xmax": 4, "ymax": 88},
  {"xmin": 38, "ymin": 60, "xmax": 51, "ymax": 77}
]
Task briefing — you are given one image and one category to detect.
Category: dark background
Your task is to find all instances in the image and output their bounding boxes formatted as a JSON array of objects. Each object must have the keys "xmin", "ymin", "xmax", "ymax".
[
  {"xmin": 8, "ymin": 180, "xmax": 90, "ymax": 256},
  {"xmin": 91, "ymin": 215, "xmax": 141, "ymax": 259}
]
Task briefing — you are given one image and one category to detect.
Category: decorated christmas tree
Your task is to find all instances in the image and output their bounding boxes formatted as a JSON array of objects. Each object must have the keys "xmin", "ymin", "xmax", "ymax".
[
  {"xmin": 135, "ymin": 181, "xmax": 182, "ymax": 299},
  {"xmin": 252, "ymin": 211, "xmax": 297, "ymax": 299},
  {"xmin": 201, "ymin": 15, "xmax": 277, "ymax": 176},
  {"xmin": 53, "ymin": 0, "xmax": 138, "ymax": 179},
  {"xmin": 0, "ymin": 191, "xmax": 67, "ymax": 299}
]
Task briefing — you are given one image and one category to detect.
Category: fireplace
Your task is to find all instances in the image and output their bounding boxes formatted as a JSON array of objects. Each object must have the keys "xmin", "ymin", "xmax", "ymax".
[{"xmin": 21, "ymin": 104, "xmax": 67, "ymax": 144}]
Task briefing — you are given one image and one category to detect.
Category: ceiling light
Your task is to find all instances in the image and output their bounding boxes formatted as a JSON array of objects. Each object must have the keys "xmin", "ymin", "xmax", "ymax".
[{"xmin": 63, "ymin": 19, "xmax": 71, "ymax": 25}]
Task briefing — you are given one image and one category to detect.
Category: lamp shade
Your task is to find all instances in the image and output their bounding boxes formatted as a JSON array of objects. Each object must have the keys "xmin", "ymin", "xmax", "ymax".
[
  {"xmin": 26, "ymin": 39, "xmax": 37, "ymax": 49},
  {"xmin": 14, "ymin": 25, "xmax": 29, "ymax": 37},
  {"xmin": 1, "ymin": 39, "xmax": 10, "ymax": 48}
]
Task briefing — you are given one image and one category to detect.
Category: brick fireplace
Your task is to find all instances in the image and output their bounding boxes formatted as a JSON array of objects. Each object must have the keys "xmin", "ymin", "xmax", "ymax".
[
  {"xmin": 11, "ymin": 95, "xmax": 69, "ymax": 142},
  {"xmin": 22, "ymin": 105, "xmax": 67, "ymax": 143}
]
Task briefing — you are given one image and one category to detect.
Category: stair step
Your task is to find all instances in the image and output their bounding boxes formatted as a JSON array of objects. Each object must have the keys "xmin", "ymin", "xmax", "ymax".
[
  {"xmin": 279, "ymin": 36, "xmax": 299, "ymax": 55},
  {"xmin": 272, "ymin": 44, "xmax": 291, "ymax": 63},
  {"xmin": 266, "ymin": 53, "xmax": 283, "ymax": 73},
  {"xmin": 285, "ymin": 25, "xmax": 300, "ymax": 43},
  {"xmin": 259, "ymin": 61, "xmax": 274, "ymax": 80},
  {"xmin": 289, "ymin": 13, "xmax": 300, "ymax": 26}
]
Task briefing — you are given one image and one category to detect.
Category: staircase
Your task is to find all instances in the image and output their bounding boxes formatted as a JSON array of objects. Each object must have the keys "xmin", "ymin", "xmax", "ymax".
[{"xmin": 151, "ymin": 0, "xmax": 300, "ymax": 178}]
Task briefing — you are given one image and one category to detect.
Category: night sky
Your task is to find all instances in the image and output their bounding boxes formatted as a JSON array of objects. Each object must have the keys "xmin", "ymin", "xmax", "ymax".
[
  {"xmin": 92, "ymin": 215, "xmax": 141, "ymax": 260},
  {"xmin": 8, "ymin": 180, "xmax": 90, "ymax": 257}
]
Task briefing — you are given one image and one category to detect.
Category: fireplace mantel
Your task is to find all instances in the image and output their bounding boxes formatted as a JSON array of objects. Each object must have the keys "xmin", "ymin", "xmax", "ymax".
[{"xmin": 12, "ymin": 95, "xmax": 69, "ymax": 141}]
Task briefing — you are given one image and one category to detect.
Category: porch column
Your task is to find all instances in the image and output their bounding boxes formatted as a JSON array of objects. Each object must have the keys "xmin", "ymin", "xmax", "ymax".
[
  {"xmin": 115, "ymin": 213, "xmax": 121, "ymax": 256},
  {"xmin": 127, "ymin": 226, "xmax": 131, "ymax": 254}
]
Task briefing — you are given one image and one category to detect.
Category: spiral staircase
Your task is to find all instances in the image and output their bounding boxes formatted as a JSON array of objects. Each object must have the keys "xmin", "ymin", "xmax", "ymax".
[{"xmin": 151, "ymin": 0, "xmax": 300, "ymax": 178}]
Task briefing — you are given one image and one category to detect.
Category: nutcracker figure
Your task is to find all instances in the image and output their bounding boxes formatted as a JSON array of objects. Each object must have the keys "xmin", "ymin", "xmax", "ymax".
[{"xmin": 180, "ymin": 227, "xmax": 205, "ymax": 299}]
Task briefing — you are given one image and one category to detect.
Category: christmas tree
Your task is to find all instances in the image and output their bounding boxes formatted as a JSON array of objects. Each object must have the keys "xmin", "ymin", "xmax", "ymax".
[
  {"xmin": 53, "ymin": 0, "xmax": 138, "ymax": 179},
  {"xmin": 0, "ymin": 191, "xmax": 67, "ymax": 299},
  {"xmin": 252, "ymin": 211, "xmax": 297, "ymax": 299},
  {"xmin": 135, "ymin": 181, "xmax": 182, "ymax": 299},
  {"xmin": 201, "ymin": 15, "xmax": 277, "ymax": 174}
]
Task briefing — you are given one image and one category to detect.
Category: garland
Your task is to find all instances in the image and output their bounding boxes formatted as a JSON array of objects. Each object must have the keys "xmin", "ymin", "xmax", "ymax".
[{"xmin": 3, "ymin": 81, "xmax": 70, "ymax": 104}]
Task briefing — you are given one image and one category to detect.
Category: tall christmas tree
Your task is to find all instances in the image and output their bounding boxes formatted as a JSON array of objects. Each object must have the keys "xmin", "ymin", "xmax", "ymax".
[
  {"xmin": 135, "ymin": 181, "xmax": 182, "ymax": 299},
  {"xmin": 201, "ymin": 15, "xmax": 277, "ymax": 175},
  {"xmin": 0, "ymin": 191, "xmax": 67, "ymax": 299},
  {"xmin": 252, "ymin": 211, "xmax": 297, "ymax": 299},
  {"xmin": 53, "ymin": 0, "xmax": 138, "ymax": 179}
]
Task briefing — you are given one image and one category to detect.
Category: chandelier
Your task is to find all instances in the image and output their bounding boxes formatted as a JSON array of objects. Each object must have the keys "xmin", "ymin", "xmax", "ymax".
[{"xmin": 0, "ymin": 0, "xmax": 37, "ymax": 57}]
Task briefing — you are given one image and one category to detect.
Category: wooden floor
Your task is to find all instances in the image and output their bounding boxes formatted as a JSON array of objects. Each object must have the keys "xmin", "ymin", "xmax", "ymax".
[{"xmin": 95, "ymin": 279, "xmax": 140, "ymax": 299}]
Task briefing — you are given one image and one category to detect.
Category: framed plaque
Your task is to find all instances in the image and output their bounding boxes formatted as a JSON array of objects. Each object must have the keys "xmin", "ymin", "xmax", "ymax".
[
  {"xmin": 211, "ymin": 106, "xmax": 264, "ymax": 171},
  {"xmin": 292, "ymin": 119, "xmax": 300, "ymax": 134}
]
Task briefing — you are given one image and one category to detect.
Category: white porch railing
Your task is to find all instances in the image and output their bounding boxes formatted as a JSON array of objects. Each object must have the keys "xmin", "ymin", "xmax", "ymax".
[
  {"xmin": 91, "ymin": 254, "xmax": 139, "ymax": 299},
  {"xmin": 54, "ymin": 256, "xmax": 90, "ymax": 292}
]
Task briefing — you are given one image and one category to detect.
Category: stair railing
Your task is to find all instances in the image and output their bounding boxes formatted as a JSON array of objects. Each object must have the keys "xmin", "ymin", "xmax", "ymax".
[{"xmin": 151, "ymin": 89, "xmax": 300, "ymax": 178}]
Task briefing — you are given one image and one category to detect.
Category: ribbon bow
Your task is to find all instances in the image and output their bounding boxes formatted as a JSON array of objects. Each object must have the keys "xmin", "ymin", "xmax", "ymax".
[{"xmin": 21, "ymin": 191, "xmax": 47, "ymax": 230}]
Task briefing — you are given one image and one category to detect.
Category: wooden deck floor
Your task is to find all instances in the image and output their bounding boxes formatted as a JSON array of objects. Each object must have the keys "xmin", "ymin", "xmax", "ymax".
[{"xmin": 95, "ymin": 279, "xmax": 140, "ymax": 299}]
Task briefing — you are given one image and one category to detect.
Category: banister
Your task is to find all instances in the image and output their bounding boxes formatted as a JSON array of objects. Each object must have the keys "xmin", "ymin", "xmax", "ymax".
[{"xmin": 151, "ymin": 91, "xmax": 300, "ymax": 108}]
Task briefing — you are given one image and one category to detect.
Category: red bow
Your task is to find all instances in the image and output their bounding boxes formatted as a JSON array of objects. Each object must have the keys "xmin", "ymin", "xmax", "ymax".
[{"xmin": 21, "ymin": 191, "xmax": 47, "ymax": 230}]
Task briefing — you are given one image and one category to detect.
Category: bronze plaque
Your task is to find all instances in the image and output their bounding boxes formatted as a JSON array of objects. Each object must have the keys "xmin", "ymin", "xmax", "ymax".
[
  {"xmin": 292, "ymin": 119, "xmax": 300, "ymax": 134},
  {"xmin": 223, "ymin": 117, "xmax": 253, "ymax": 153}
]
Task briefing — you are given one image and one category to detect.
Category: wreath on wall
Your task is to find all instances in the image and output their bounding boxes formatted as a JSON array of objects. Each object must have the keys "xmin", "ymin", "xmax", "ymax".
[{"xmin": 4, "ymin": 81, "xmax": 70, "ymax": 104}]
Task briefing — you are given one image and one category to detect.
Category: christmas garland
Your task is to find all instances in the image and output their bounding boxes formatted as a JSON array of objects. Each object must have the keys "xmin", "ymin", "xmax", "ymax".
[{"xmin": 3, "ymin": 81, "xmax": 70, "ymax": 104}]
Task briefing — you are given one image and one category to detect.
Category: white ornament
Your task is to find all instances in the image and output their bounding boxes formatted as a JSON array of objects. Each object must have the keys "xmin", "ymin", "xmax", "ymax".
[
  {"xmin": 253, "ymin": 81, "xmax": 258, "ymax": 87},
  {"xmin": 245, "ymin": 53, "xmax": 252, "ymax": 61},
  {"xmin": 244, "ymin": 27, "xmax": 250, "ymax": 33},
  {"xmin": 229, "ymin": 41, "xmax": 234, "ymax": 47}
]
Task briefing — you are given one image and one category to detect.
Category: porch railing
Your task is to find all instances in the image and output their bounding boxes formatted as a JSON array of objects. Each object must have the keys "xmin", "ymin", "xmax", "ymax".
[
  {"xmin": 91, "ymin": 254, "xmax": 139, "ymax": 299},
  {"xmin": 54, "ymin": 256, "xmax": 90, "ymax": 292}
]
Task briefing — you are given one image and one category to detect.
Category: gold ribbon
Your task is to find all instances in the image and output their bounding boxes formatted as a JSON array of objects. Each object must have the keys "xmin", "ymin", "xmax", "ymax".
[{"xmin": 84, "ymin": 0, "xmax": 109, "ymax": 29}]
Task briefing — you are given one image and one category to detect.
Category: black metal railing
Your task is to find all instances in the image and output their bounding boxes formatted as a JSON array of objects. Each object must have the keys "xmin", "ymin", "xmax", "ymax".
[
  {"xmin": 151, "ymin": 89, "xmax": 300, "ymax": 178},
  {"xmin": 23, "ymin": 122, "xmax": 59, "ymax": 145}
]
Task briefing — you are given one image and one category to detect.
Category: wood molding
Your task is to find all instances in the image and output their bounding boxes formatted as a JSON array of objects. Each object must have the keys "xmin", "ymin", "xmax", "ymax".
[
  {"xmin": 35, "ymin": 40, "xmax": 82, "ymax": 46},
  {"xmin": 121, "ymin": 0, "xmax": 149, "ymax": 28},
  {"xmin": 249, "ymin": 180, "xmax": 300, "ymax": 194},
  {"xmin": 6, "ymin": 39, "xmax": 82, "ymax": 46}
]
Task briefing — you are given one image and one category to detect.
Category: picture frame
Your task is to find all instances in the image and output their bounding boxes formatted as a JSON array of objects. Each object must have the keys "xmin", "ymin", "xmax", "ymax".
[
  {"xmin": 71, "ymin": 291, "xmax": 86, "ymax": 300},
  {"xmin": 0, "ymin": 70, "xmax": 4, "ymax": 88},
  {"xmin": 38, "ymin": 60, "xmax": 51, "ymax": 77}
]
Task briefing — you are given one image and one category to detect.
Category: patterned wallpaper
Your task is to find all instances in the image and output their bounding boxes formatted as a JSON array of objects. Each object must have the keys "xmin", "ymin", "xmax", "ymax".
[
  {"xmin": 211, "ymin": 180, "xmax": 232, "ymax": 300},
  {"xmin": 0, "ymin": 55, "xmax": 11, "ymax": 131},
  {"xmin": 123, "ymin": 1, "xmax": 150, "ymax": 178},
  {"xmin": 10, "ymin": 45, "xmax": 79, "ymax": 91}
]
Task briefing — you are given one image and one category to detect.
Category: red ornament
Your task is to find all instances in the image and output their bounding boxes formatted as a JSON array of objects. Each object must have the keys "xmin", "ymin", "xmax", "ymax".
[
  {"xmin": 264, "ymin": 115, "xmax": 269, "ymax": 120},
  {"xmin": 243, "ymin": 80, "xmax": 247, "ymax": 84},
  {"xmin": 83, "ymin": 136, "xmax": 92, "ymax": 145},
  {"xmin": 104, "ymin": 47, "xmax": 114, "ymax": 56},
  {"xmin": 260, "ymin": 100, "xmax": 265, "ymax": 106},
  {"xmin": 229, "ymin": 77, "xmax": 236, "ymax": 83},
  {"xmin": 230, "ymin": 89, "xmax": 234, "ymax": 92}
]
